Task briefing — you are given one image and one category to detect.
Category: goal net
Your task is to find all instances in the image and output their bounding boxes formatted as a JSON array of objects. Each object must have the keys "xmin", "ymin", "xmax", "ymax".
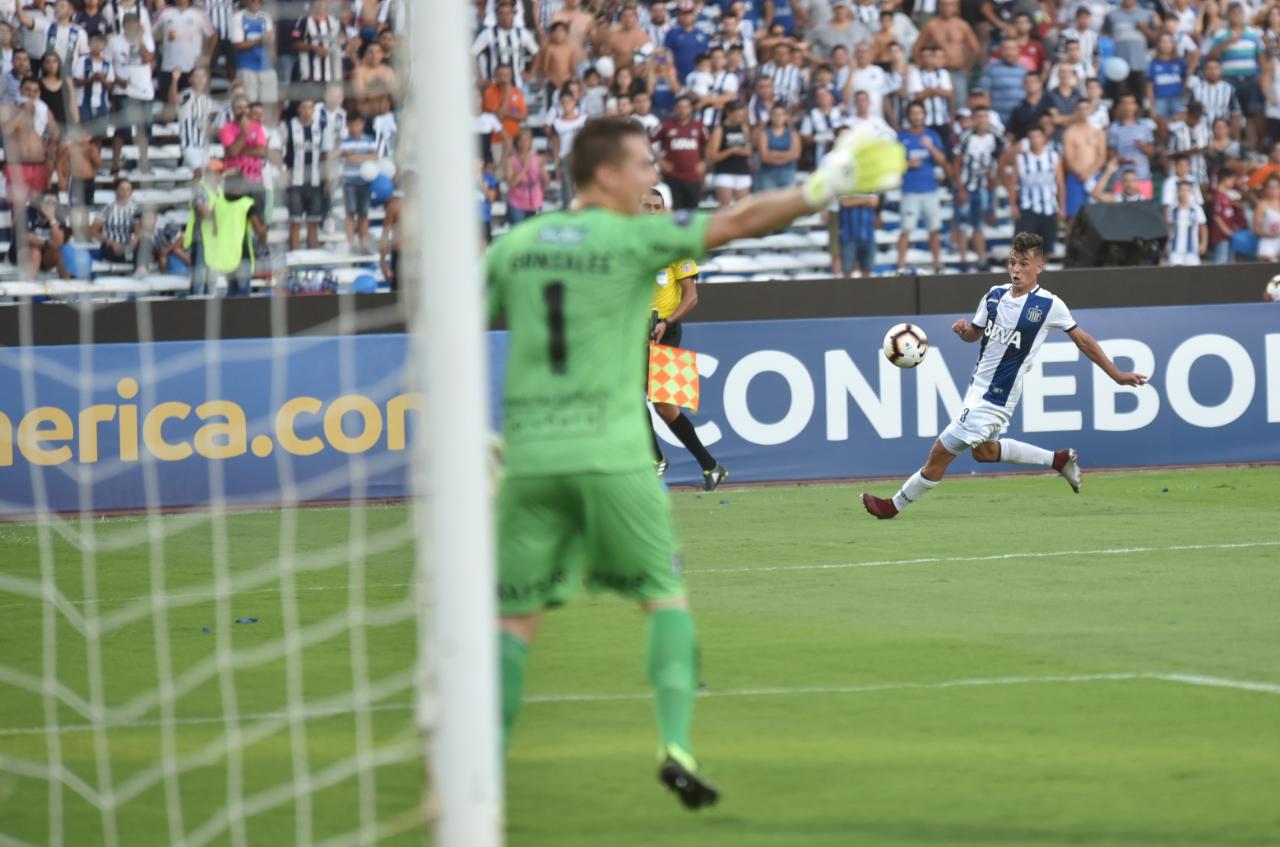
[{"xmin": 0, "ymin": 2, "xmax": 499, "ymax": 846}]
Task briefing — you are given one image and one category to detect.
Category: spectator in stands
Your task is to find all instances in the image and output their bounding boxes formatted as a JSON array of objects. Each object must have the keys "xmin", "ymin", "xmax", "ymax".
[
  {"xmin": 1008, "ymin": 72, "xmax": 1050, "ymax": 141},
  {"xmin": 1160, "ymin": 155, "xmax": 1200, "ymax": 210},
  {"xmin": 504, "ymin": 128, "xmax": 546, "ymax": 224},
  {"xmin": 647, "ymin": 48, "xmax": 680, "ymax": 117},
  {"xmin": 632, "ymin": 90, "xmax": 661, "ymax": 132},
  {"xmin": 1048, "ymin": 38, "xmax": 1091, "ymax": 92},
  {"xmin": 107, "ymin": 12, "xmax": 154, "ymax": 176},
  {"xmin": 339, "ymin": 112, "xmax": 377, "ymax": 254},
  {"xmin": 595, "ymin": 4, "xmax": 652, "ymax": 70},
  {"xmin": 1012, "ymin": 12, "xmax": 1046, "ymax": 75},
  {"xmin": 296, "ymin": 0, "xmax": 346, "ymax": 92},
  {"xmin": 952, "ymin": 105, "xmax": 1004, "ymax": 271},
  {"xmin": 1148, "ymin": 33, "xmax": 1188, "ymax": 143},
  {"xmin": 847, "ymin": 86, "xmax": 890, "ymax": 134},
  {"xmin": 1210, "ymin": 169, "xmax": 1245, "ymax": 262},
  {"xmin": 219, "ymin": 95, "xmax": 269, "ymax": 207},
  {"xmin": 72, "ymin": 32, "xmax": 113, "ymax": 138},
  {"xmin": 712, "ymin": 10, "xmax": 757, "ymax": 69},
  {"xmin": 1060, "ymin": 7, "xmax": 1098, "ymax": 72},
  {"xmin": 755, "ymin": 104, "xmax": 801, "ymax": 191},
  {"xmin": 653, "ymin": 94, "xmax": 708, "ymax": 209},
  {"xmin": 186, "ymin": 158, "xmax": 221, "ymax": 295},
  {"xmin": 1208, "ymin": 2, "xmax": 1264, "ymax": 148},
  {"xmin": 908, "ymin": 45, "xmax": 953, "ymax": 146},
  {"xmin": 154, "ymin": 0, "xmax": 214, "ymax": 117},
  {"xmin": 848, "ymin": 41, "xmax": 888, "ymax": 119},
  {"xmin": 747, "ymin": 73, "xmax": 776, "ymax": 127},
  {"xmin": 981, "ymin": 37, "xmax": 1027, "ymax": 126},
  {"xmin": 43, "ymin": 0, "xmax": 90, "ymax": 71},
  {"xmin": 1190, "ymin": 57, "xmax": 1241, "ymax": 134},
  {"xmin": 1092, "ymin": 159, "xmax": 1149, "ymax": 202},
  {"xmin": 1005, "ymin": 125, "xmax": 1066, "ymax": 255},
  {"xmin": 284, "ymin": 99, "xmax": 328, "ymax": 251},
  {"xmin": 153, "ymin": 211, "xmax": 192, "ymax": 276},
  {"xmin": 352, "ymin": 40, "xmax": 397, "ymax": 117},
  {"xmin": 579, "ymin": 66, "xmax": 609, "ymax": 117},
  {"xmin": 111, "ymin": 0, "xmax": 154, "ymax": 41},
  {"xmin": 913, "ymin": 0, "xmax": 979, "ymax": 104},
  {"xmin": 835, "ymin": 188, "xmax": 879, "ymax": 278},
  {"xmin": 1063, "ymin": 98, "xmax": 1107, "ymax": 221},
  {"xmin": 550, "ymin": 0, "xmax": 595, "ymax": 51},
  {"xmin": 74, "ymin": 0, "xmax": 112, "ymax": 41},
  {"xmin": 1105, "ymin": 0, "xmax": 1159, "ymax": 97},
  {"xmin": 897, "ymin": 100, "xmax": 945, "ymax": 274},
  {"xmin": 1255, "ymin": 175, "xmax": 1280, "ymax": 260},
  {"xmin": 3, "ymin": 48, "xmax": 32, "ymax": 104},
  {"xmin": 0, "ymin": 22, "xmax": 14, "ymax": 77},
  {"xmin": 90, "ymin": 176, "xmax": 141, "ymax": 266},
  {"xmin": 379, "ymin": 180, "xmax": 401, "ymax": 290},
  {"xmin": 1206, "ymin": 117, "xmax": 1245, "ymax": 188},
  {"xmin": 808, "ymin": 0, "xmax": 871, "ymax": 61},
  {"xmin": 59, "ymin": 131, "xmax": 100, "ymax": 237},
  {"xmin": 645, "ymin": 0, "xmax": 674, "ymax": 48},
  {"xmin": 3, "ymin": 77, "xmax": 58, "ymax": 206},
  {"xmin": 39, "ymin": 51, "xmax": 77, "ymax": 128},
  {"xmin": 665, "ymin": 0, "xmax": 710, "ymax": 82},
  {"xmin": 707, "ymin": 101, "xmax": 752, "ymax": 206},
  {"xmin": 1047, "ymin": 67, "xmax": 1083, "ymax": 143},
  {"xmin": 232, "ymin": 0, "xmax": 278, "ymax": 119},
  {"xmin": 483, "ymin": 62, "xmax": 526, "ymax": 160},
  {"xmin": 800, "ymin": 85, "xmax": 845, "ymax": 163},
  {"xmin": 1107, "ymin": 94, "xmax": 1156, "ymax": 198},
  {"xmin": 535, "ymin": 21, "xmax": 581, "ymax": 99},
  {"xmin": 1168, "ymin": 100, "xmax": 1210, "ymax": 185},
  {"xmin": 177, "ymin": 65, "xmax": 213, "ymax": 169},
  {"xmin": 15, "ymin": 0, "xmax": 54, "ymax": 61},
  {"xmin": 549, "ymin": 88, "xmax": 586, "ymax": 204},
  {"xmin": 18, "ymin": 191, "xmax": 69, "ymax": 279},
  {"xmin": 1167, "ymin": 179, "xmax": 1208, "ymax": 265}
]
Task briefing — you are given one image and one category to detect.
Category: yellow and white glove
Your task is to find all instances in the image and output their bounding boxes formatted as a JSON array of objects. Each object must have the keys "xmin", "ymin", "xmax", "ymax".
[{"xmin": 802, "ymin": 126, "xmax": 907, "ymax": 211}]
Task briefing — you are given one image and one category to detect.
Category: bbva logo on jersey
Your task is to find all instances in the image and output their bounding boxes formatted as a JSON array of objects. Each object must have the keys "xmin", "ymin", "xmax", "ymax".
[{"xmin": 983, "ymin": 322, "xmax": 1023, "ymax": 349}]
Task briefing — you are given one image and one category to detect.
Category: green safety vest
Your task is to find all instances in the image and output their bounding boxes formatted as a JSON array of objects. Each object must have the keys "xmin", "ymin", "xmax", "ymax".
[{"xmin": 184, "ymin": 183, "xmax": 256, "ymax": 274}]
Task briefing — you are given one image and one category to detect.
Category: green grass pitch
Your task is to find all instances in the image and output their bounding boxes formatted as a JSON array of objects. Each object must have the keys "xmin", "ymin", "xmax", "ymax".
[{"xmin": 1, "ymin": 467, "xmax": 1278, "ymax": 846}]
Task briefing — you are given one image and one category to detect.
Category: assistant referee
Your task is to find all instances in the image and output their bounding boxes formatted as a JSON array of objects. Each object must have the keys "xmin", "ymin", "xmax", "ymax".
[{"xmin": 642, "ymin": 187, "xmax": 728, "ymax": 491}]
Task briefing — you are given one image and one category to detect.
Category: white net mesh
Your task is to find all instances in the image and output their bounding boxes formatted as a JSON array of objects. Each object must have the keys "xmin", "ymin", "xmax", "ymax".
[{"xmin": 0, "ymin": 295, "xmax": 431, "ymax": 847}]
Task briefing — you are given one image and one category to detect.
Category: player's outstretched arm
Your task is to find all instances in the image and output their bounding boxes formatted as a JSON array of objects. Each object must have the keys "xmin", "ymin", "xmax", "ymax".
[
  {"xmin": 705, "ymin": 128, "xmax": 906, "ymax": 250},
  {"xmin": 1067, "ymin": 326, "xmax": 1148, "ymax": 386},
  {"xmin": 952, "ymin": 319, "xmax": 984, "ymax": 343}
]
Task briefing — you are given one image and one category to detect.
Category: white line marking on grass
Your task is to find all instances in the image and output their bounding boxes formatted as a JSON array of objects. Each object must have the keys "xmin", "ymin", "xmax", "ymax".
[
  {"xmin": 691, "ymin": 540, "xmax": 1280, "ymax": 575},
  {"xmin": 3, "ymin": 672, "xmax": 1276, "ymax": 738}
]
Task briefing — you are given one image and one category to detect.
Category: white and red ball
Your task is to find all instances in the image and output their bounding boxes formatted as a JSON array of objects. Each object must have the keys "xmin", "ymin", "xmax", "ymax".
[
  {"xmin": 1266, "ymin": 275, "xmax": 1280, "ymax": 302},
  {"xmin": 882, "ymin": 323, "xmax": 929, "ymax": 368}
]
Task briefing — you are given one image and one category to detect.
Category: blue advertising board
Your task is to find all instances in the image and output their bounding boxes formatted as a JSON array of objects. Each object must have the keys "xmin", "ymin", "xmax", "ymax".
[{"xmin": 1, "ymin": 303, "xmax": 1277, "ymax": 514}]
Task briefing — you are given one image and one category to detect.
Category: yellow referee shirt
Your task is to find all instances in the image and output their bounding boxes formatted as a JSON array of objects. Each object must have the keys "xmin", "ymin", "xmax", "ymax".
[{"xmin": 651, "ymin": 258, "xmax": 698, "ymax": 320}]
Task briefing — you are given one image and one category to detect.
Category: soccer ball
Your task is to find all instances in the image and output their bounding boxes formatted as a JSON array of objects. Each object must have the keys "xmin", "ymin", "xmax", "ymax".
[
  {"xmin": 883, "ymin": 323, "xmax": 929, "ymax": 368},
  {"xmin": 1266, "ymin": 275, "xmax": 1280, "ymax": 302}
]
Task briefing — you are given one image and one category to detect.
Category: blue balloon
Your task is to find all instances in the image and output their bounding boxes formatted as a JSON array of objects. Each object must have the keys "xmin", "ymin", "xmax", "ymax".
[
  {"xmin": 352, "ymin": 273, "xmax": 379, "ymax": 293},
  {"xmin": 370, "ymin": 174, "xmax": 395, "ymax": 204},
  {"xmin": 62, "ymin": 245, "xmax": 93, "ymax": 279},
  {"xmin": 1231, "ymin": 229, "xmax": 1258, "ymax": 259}
]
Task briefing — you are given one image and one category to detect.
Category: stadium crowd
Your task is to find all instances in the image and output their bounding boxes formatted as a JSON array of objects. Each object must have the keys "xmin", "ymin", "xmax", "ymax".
[
  {"xmin": 473, "ymin": 0, "xmax": 1280, "ymax": 275},
  {"xmin": 0, "ymin": 0, "xmax": 405, "ymax": 290}
]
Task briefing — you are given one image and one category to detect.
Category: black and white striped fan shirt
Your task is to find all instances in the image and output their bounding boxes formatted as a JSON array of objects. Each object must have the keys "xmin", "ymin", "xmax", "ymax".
[
  {"xmin": 284, "ymin": 117, "xmax": 326, "ymax": 188},
  {"xmin": 762, "ymin": 61, "xmax": 805, "ymax": 107},
  {"xmin": 907, "ymin": 67, "xmax": 952, "ymax": 126},
  {"xmin": 204, "ymin": 0, "xmax": 234, "ymax": 41},
  {"xmin": 955, "ymin": 129, "xmax": 1005, "ymax": 193},
  {"xmin": 1167, "ymin": 118, "xmax": 1211, "ymax": 185},
  {"xmin": 852, "ymin": 0, "xmax": 879, "ymax": 26},
  {"xmin": 99, "ymin": 200, "xmax": 139, "ymax": 246},
  {"xmin": 298, "ymin": 14, "xmax": 343, "ymax": 84},
  {"xmin": 700, "ymin": 71, "xmax": 739, "ymax": 129},
  {"xmin": 472, "ymin": 23, "xmax": 540, "ymax": 85},
  {"xmin": 1167, "ymin": 200, "xmax": 1206, "ymax": 262},
  {"xmin": 178, "ymin": 87, "xmax": 214, "ymax": 155},
  {"xmin": 1017, "ymin": 147, "xmax": 1060, "ymax": 214},
  {"xmin": 1188, "ymin": 77, "xmax": 1239, "ymax": 124},
  {"xmin": 913, "ymin": 0, "xmax": 939, "ymax": 16},
  {"xmin": 800, "ymin": 105, "xmax": 846, "ymax": 160}
]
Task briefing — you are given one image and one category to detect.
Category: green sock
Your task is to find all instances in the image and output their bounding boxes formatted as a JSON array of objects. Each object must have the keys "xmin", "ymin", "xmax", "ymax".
[
  {"xmin": 500, "ymin": 631, "xmax": 530, "ymax": 753},
  {"xmin": 646, "ymin": 607, "xmax": 697, "ymax": 755}
]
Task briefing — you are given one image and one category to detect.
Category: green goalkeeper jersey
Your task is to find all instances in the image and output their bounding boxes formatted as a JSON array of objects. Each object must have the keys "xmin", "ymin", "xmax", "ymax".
[{"xmin": 486, "ymin": 207, "xmax": 711, "ymax": 477}]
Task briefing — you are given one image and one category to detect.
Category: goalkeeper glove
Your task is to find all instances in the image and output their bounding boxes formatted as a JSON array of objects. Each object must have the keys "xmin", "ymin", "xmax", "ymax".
[{"xmin": 802, "ymin": 127, "xmax": 908, "ymax": 211}]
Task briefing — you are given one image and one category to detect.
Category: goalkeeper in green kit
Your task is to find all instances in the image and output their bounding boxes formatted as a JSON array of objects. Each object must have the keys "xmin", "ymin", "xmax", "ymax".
[{"xmin": 486, "ymin": 118, "xmax": 904, "ymax": 809}]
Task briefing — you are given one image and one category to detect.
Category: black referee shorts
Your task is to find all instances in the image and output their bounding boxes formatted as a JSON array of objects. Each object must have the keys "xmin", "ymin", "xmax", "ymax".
[{"xmin": 656, "ymin": 320, "xmax": 683, "ymax": 348}]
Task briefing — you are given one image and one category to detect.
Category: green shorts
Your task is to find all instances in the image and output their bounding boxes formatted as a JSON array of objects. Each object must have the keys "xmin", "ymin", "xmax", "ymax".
[{"xmin": 496, "ymin": 469, "xmax": 683, "ymax": 616}]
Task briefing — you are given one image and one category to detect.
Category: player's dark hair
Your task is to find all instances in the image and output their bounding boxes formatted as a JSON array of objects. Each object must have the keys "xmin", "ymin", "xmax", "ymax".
[
  {"xmin": 569, "ymin": 117, "xmax": 649, "ymax": 189},
  {"xmin": 1011, "ymin": 232, "xmax": 1044, "ymax": 258}
]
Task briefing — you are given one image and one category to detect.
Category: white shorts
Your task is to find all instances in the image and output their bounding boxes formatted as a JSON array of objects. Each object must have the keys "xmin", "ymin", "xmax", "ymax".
[
  {"xmin": 712, "ymin": 173, "xmax": 752, "ymax": 191},
  {"xmin": 1259, "ymin": 236, "xmax": 1280, "ymax": 259},
  {"xmin": 900, "ymin": 191, "xmax": 942, "ymax": 232},
  {"xmin": 939, "ymin": 400, "xmax": 1011, "ymax": 454},
  {"xmin": 237, "ymin": 68, "xmax": 280, "ymax": 105}
]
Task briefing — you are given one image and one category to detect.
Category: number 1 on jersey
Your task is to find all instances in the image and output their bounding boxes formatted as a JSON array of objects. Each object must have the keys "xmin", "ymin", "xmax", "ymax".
[{"xmin": 543, "ymin": 282, "xmax": 567, "ymax": 373}]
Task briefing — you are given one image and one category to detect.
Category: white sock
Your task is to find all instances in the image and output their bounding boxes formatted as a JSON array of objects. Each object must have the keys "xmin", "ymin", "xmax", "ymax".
[
  {"xmin": 998, "ymin": 438, "xmax": 1054, "ymax": 467},
  {"xmin": 892, "ymin": 471, "xmax": 938, "ymax": 512}
]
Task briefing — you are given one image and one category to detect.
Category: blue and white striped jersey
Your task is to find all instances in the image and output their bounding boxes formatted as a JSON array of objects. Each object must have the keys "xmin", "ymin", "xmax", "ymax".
[{"xmin": 968, "ymin": 284, "xmax": 1077, "ymax": 409}]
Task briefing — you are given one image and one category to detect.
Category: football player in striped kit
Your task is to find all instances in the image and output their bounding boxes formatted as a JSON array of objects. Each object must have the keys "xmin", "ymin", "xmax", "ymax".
[{"xmin": 863, "ymin": 233, "xmax": 1148, "ymax": 519}]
